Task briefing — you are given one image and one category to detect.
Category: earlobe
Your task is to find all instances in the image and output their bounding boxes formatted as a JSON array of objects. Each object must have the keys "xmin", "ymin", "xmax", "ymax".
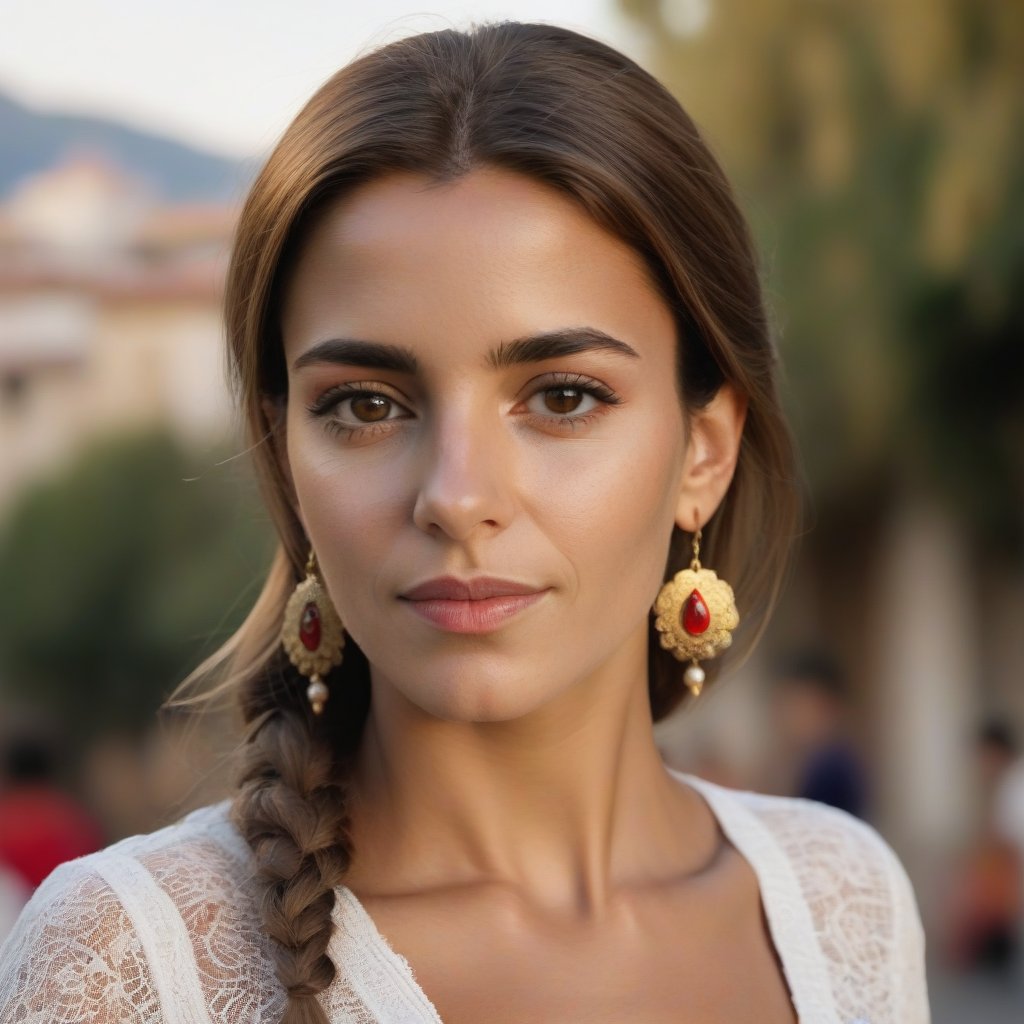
[{"xmin": 674, "ymin": 381, "xmax": 748, "ymax": 531}]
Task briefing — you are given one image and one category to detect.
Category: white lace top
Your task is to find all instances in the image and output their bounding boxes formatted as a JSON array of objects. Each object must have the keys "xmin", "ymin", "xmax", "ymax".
[{"xmin": 0, "ymin": 769, "xmax": 929, "ymax": 1023}]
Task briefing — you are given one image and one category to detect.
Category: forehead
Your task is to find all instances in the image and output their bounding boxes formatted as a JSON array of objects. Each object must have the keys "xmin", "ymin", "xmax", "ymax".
[{"xmin": 281, "ymin": 166, "xmax": 676, "ymax": 365}]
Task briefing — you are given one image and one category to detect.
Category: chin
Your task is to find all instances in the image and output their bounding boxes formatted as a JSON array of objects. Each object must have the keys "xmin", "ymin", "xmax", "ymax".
[{"xmin": 387, "ymin": 662, "xmax": 560, "ymax": 724}]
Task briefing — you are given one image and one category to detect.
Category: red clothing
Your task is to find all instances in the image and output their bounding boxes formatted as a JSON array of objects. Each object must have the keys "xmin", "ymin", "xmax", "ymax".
[{"xmin": 0, "ymin": 786, "xmax": 104, "ymax": 889}]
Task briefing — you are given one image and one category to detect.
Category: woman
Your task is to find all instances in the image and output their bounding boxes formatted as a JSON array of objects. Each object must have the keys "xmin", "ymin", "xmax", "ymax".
[{"xmin": 0, "ymin": 21, "xmax": 929, "ymax": 1023}]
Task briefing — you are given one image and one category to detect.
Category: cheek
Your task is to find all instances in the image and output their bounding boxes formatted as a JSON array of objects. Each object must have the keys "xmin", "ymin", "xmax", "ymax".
[
  {"xmin": 286, "ymin": 416, "xmax": 407, "ymax": 597},
  {"xmin": 522, "ymin": 407, "xmax": 684, "ymax": 592}
]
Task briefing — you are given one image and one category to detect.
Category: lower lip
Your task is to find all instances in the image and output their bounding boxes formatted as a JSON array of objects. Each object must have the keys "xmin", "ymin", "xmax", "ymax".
[{"xmin": 399, "ymin": 590, "xmax": 549, "ymax": 634}]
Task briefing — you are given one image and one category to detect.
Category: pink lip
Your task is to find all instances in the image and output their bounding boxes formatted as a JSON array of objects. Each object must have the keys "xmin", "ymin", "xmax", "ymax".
[
  {"xmin": 401, "ymin": 575, "xmax": 544, "ymax": 600},
  {"xmin": 399, "ymin": 575, "xmax": 550, "ymax": 634}
]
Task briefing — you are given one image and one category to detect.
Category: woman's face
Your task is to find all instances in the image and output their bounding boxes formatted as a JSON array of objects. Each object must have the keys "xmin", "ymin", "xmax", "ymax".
[{"xmin": 280, "ymin": 166, "xmax": 698, "ymax": 722}]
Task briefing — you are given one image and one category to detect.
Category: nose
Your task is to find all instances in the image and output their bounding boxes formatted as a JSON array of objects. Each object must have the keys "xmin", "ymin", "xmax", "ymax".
[{"xmin": 412, "ymin": 404, "xmax": 516, "ymax": 542}]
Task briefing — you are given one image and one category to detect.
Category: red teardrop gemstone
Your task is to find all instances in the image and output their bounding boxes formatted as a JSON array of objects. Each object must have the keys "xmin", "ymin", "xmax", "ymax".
[
  {"xmin": 299, "ymin": 602, "xmax": 321, "ymax": 651},
  {"xmin": 682, "ymin": 589, "xmax": 711, "ymax": 635}
]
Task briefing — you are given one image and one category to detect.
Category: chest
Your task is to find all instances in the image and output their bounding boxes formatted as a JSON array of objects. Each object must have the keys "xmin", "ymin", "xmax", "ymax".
[
  {"xmin": 353, "ymin": 848, "xmax": 798, "ymax": 1024},
  {"xmin": 413, "ymin": 929, "xmax": 796, "ymax": 1024}
]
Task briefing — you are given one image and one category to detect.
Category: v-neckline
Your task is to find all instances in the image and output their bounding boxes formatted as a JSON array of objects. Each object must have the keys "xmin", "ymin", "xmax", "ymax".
[
  {"xmin": 675, "ymin": 770, "xmax": 838, "ymax": 1022},
  {"xmin": 328, "ymin": 769, "xmax": 838, "ymax": 1023}
]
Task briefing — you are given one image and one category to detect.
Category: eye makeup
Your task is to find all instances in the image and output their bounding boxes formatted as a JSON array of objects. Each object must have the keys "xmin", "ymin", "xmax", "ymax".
[{"xmin": 305, "ymin": 371, "xmax": 623, "ymax": 441}]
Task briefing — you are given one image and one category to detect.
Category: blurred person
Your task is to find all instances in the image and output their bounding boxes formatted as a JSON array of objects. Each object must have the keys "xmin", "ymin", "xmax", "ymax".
[
  {"xmin": 943, "ymin": 719, "xmax": 1023, "ymax": 975},
  {"xmin": 771, "ymin": 651, "xmax": 870, "ymax": 819},
  {"xmin": 0, "ymin": 733, "xmax": 104, "ymax": 891},
  {"xmin": 0, "ymin": 22, "xmax": 929, "ymax": 1023},
  {"xmin": 993, "ymin": 719, "xmax": 1024, "ymax": 981},
  {"xmin": 994, "ymin": 719, "xmax": 1024, "ymax": 874}
]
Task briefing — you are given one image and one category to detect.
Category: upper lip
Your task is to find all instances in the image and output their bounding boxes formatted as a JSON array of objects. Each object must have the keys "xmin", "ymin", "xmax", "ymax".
[{"xmin": 400, "ymin": 575, "xmax": 547, "ymax": 600}]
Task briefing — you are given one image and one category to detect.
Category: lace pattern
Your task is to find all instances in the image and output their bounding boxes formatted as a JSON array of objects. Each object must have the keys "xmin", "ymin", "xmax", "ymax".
[
  {"xmin": 0, "ymin": 776, "xmax": 929, "ymax": 1023},
  {"xmin": 688, "ymin": 777, "xmax": 929, "ymax": 1024},
  {"xmin": 748, "ymin": 797, "xmax": 927, "ymax": 1023},
  {"xmin": 0, "ymin": 860, "xmax": 162, "ymax": 1023}
]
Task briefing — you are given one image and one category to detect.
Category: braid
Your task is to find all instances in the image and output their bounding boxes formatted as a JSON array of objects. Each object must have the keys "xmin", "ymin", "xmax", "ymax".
[{"xmin": 232, "ymin": 644, "xmax": 370, "ymax": 1022}]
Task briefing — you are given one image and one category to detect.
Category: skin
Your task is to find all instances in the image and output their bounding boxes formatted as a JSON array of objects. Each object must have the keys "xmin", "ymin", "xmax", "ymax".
[{"xmin": 278, "ymin": 166, "xmax": 796, "ymax": 1023}]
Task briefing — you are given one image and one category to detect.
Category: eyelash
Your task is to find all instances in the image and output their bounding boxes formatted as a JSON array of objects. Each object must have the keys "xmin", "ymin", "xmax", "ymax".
[{"xmin": 306, "ymin": 372, "xmax": 622, "ymax": 441}]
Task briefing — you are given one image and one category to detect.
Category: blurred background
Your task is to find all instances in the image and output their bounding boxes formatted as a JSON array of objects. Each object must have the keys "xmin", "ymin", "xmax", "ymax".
[{"xmin": 0, "ymin": 1, "xmax": 1021, "ymax": 1018}]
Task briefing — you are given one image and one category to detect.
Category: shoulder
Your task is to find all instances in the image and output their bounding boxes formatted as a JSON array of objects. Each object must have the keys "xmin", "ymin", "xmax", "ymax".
[
  {"xmin": 680, "ymin": 771, "xmax": 915, "ymax": 899},
  {"xmin": 16, "ymin": 798, "xmax": 261, "ymax": 932},
  {"xmin": 0, "ymin": 799, "xmax": 284, "ymax": 1023},
  {"xmin": 716, "ymin": 779, "xmax": 910, "ymax": 885},
  {"xmin": 689, "ymin": 774, "xmax": 924, "ymax": 936},
  {"xmin": 678, "ymin": 771, "xmax": 930, "ymax": 1022}
]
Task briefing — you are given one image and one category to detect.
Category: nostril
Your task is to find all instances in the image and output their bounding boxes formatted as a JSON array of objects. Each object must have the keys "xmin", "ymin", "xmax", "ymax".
[{"xmin": 412, "ymin": 488, "xmax": 512, "ymax": 542}]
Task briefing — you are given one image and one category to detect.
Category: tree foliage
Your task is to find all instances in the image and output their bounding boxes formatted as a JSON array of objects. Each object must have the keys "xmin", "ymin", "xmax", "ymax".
[
  {"xmin": 0, "ymin": 429, "xmax": 275, "ymax": 744},
  {"xmin": 619, "ymin": 0, "xmax": 1024, "ymax": 555}
]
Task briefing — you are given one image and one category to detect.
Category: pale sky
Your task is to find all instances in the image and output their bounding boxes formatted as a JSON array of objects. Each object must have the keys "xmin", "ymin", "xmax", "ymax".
[{"xmin": 2, "ymin": 0, "xmax": 649, "ymax": 159}]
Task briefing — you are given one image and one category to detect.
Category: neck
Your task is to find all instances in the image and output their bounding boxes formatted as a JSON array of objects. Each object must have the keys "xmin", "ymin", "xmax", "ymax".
[{"xmin": 345, "ymin": 628, "xmax": 714, "ymax": 918}]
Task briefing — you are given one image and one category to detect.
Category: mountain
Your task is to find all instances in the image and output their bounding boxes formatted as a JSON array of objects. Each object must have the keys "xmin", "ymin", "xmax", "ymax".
[{"xmin": 0, "ymin": 90, "xmax": 253, "ymax": 203}]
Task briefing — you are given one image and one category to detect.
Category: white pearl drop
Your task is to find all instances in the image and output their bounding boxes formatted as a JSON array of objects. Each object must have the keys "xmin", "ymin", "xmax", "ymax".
[{"xmin": 684, "ymin": 665, "xmax": 706, "ymax": 691}]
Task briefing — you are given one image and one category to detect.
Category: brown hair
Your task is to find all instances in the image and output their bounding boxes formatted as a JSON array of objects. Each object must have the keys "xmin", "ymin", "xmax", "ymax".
[{"xmin": 175, "ymin": 21, "xmax": 800, "ymax": 1023}]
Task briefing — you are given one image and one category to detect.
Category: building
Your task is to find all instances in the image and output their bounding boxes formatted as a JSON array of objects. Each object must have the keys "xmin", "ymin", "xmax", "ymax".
[{"xmin": 0, "ymin": 151, "xmax": 237, "ymax": 513}]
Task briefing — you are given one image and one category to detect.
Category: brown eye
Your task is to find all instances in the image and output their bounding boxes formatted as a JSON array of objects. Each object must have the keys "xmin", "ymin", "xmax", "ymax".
[
  {"xmin": 350, "ymin": 394, "xmax": 392, "ymax": 421},
  {"xmin": 543, "ymin": 387, "xmax": 584, "ymax": 415},
  {"xmin": 523, "ymin": 380, "xmax": 608, "ymax": 422}
]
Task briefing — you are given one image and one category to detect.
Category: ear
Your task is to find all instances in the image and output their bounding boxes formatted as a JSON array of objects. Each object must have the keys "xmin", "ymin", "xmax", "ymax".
[
  {"xmin": 674, "ymin": 381, "xmax": 748, "ymax": 531},
  {"xmin": 260, "ymin": 395, "xmax": 305, "ymax": 532}
]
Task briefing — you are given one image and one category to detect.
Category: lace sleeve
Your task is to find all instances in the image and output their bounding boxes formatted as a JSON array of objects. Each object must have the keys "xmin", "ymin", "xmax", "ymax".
[
  {"xmin": 0, "ymin": 859, "xmax": 163, "ymax": 1024},
  {"xmin": 713, "ymin": 781, "xmax": 933, "ymax": 1024}
]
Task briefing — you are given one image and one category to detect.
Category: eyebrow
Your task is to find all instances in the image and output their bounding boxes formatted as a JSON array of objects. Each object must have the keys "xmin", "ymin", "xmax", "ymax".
[{"xmin": 290, "ymin": 327, "xmax": 640, "ymax": 374}]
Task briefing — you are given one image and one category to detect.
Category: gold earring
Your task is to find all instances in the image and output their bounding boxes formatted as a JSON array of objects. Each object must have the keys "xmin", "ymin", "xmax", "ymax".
[
  {"xmin": 652, "ymin": 524, "xmax": 739, "ymax": 697},
  {"xmin": 281, "ymin": 548, "xmax": 345, "ymax": 714}
]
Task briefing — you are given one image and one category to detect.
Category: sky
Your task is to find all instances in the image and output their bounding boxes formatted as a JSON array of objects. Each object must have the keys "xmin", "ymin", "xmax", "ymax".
[{"xmin": 2, "ymin": 0, "xmax": 648, "ymax": 160}]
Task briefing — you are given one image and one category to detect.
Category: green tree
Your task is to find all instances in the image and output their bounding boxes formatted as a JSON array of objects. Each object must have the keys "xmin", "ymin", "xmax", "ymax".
[
  {"xmin": 619, "ymin": 0, "xmax": 1024, "ymax": 555},
  {"xmin": 0, "ymin": 429, "xmax": 275, "ymax": 747}
]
